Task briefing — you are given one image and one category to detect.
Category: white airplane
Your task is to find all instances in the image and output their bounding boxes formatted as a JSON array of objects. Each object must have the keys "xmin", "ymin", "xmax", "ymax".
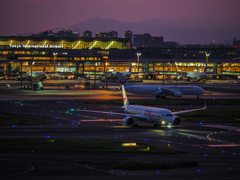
[
  {"xmin": 178, "ymin": 64, "xmax": 208, "ymax": 81},
  {"xmin": 69, "ymin": 85, "xmax": 206, "ymax": 128},
  {"xmin": 25, "ymin": 63, "xmax": 46, "ymax": 81},
  {"xmin": 117, "ymin": 72, "xmax": 206, "ymax": 98}
]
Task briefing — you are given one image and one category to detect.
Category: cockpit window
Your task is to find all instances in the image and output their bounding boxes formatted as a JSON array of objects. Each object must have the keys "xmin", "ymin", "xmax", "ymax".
[{"xmin": 166, "ymin": 114, "xmax": 173, "ymax": 117}]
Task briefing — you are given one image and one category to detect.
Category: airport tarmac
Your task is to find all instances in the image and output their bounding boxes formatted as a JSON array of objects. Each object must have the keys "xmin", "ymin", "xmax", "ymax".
[
  {"xmin": 0, "ymin": 99, "xmax": 240, "ymax": 179},
  {"xmin": 0, "ymin": 80, "xmax": 240, "ymax": 179}
]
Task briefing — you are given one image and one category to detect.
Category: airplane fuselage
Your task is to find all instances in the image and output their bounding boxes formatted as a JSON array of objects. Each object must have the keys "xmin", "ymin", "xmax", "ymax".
[
  {"xmin": 124, "ymin": 85, "xmax": 205, "ymax": 95},
  {"xmin": 124, "ymin": 105, "xmax": 174, "ymax": 124}
]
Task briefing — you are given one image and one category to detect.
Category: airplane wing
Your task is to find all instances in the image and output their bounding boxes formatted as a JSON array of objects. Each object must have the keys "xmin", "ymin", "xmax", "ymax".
[
  {"xmin": 173, "ymin": 103, "xmax": 206, "ymax": 115},
  {"xmin": 69, "ymin": 108, "xmax": 149, "ymax": 120}
]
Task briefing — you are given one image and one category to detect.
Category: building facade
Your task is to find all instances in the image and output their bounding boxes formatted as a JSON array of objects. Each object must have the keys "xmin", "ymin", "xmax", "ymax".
[{"xmin": 0, "ymin": 36, "xmax": 239, "ymax": 80}]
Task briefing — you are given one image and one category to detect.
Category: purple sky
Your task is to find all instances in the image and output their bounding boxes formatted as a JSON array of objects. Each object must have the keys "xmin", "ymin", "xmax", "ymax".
[{"xmin": 1, "ymin": 0, "xmax": 239, "ymax": 39}]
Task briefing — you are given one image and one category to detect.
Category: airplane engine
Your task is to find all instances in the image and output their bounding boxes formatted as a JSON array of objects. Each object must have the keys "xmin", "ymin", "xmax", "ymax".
[
  {"xmin": 173, "ymin": 116, "xmax": 182, "ymax": 125},
  {"xmin": 172, "ymin": 91, "xmax": 182, "ymax": 97},
  {"xmin": 123, "ymin": 116, "xmax": 135, "ymax": 126}
]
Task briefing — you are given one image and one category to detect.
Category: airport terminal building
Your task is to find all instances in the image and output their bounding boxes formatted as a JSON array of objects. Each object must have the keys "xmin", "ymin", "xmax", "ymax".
[{"xmin": 0, "ymin": 36, "xmax": 240, "ymax": 79}]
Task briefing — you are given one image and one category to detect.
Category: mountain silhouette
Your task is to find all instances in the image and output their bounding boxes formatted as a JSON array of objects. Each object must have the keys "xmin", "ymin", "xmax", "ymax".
[{"xmin": 67, "ymin": 17, "xmax": 239, "ymax": 44}]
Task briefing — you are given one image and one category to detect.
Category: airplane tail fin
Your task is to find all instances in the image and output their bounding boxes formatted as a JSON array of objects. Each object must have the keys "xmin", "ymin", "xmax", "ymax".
[
  {"xmin": 129, "ymin": 63, "xmax": 132, "ymax": 72},
  {"xmin": 121, "ymin": 85, "xmax": 130, "ymax": 106},
  {"xmin": 203, "ymin": 63, "xmax": 207, "ymax": 74},
  {"xmin": 117, "ymin": 72, "xmax": 131, "ymax": 87},
  {"xmin": 43, "ymin": 62, "xmax": 46, "ymax": 73}
]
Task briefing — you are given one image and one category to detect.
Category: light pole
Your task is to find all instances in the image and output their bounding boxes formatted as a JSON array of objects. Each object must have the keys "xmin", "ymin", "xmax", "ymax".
[
  {"xmin": 175, "ymin": 61, "xmax": 178, "ymax": 84},
  {"xmin": 205, "ymin": 53, "xmax": 210, "ymax": 73},
  {"xmin": 137, "ymin": 53, "xmax": 141, "ymax": 73},
  {"xmin": 53, "ymin": 52, "xmax": 57, "ymax": 73}
]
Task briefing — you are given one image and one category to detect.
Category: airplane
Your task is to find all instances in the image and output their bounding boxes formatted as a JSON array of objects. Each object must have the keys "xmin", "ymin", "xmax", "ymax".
[
  {"xmin": 177, "ymin": 64, "xmax": 209, "ymax": 81},
  {"xmin": 69, "ymin": 85, "xmax": 206, "ymax": 129},
  {"xmin": 25, "ymin": 62, "xmax": 46, "ymax": 81},
  {"xmin": 117, "ymin": 72, "xmax": 206, "ymax": 98}
]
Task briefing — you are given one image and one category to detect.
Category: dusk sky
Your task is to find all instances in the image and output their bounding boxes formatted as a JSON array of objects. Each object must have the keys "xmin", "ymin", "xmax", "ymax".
[{"xmin": 1, "ymin": 0, "xmax": 239, "ymax": 43}]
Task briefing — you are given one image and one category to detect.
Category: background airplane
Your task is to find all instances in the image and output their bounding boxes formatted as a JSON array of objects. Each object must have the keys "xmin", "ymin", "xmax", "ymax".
[
  {"xmin": 177, "ymin": 64, "xmax": 209, "ymax": 81},
  {"xmin": 25, "ymin": 62, "xmax": 46, "ymax": 81},
  {"xmin": 70, "ymin": 85, "xmax": 206, "ymax": 129},
  {"xmin": 117, "ymin": 72, "xmax": 206, "ymax": 98}
]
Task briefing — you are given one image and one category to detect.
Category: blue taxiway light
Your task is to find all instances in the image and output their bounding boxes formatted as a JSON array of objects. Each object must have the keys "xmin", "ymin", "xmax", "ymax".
[
  {"xmin": 157, "ymin": 171, "xmax": 159, "ymax": 174},
  {"xmin": 86, "ymin": 164, "xmax": 88, "ymax": 166},
  {"xmin": 46, "ymin": 136, "xmax": 50, "ymax": 138},
  {"xmin": 198, "ymin": 170, "xmax": 200, "ymax": 172},
  {"xmin": 229, "ymin": 167, "xmax": 231, "ymax": 170},
  {"xmin": 180, "ymin": 143, "xmax": 182, "ymax": 145},
  {"xmin": 60, "ymin": 124, "xmax": 62, "ymax": 126},
  {"xmin": 111, "ymin": 170, "xmax": 113, "ymax": 172},
  {"xmin": 204, "ymin": 154, "xmax": 206, "ymax": 157},
  {"xmin": 233, "ymin": 153, "xmax": 236, "ymax": 155},
  {"xmin": 222, "ymin": 151, "xmax": 224, "ymax": 153},
  {"xmin": 168, "ymin": 141, "xmax": 171, "ymax": 143},
  {"xmin": 40, "ymin": 125, "xmax": 42, "ymax": 127},
  {"xmin": 115, "ymin": 137, "xmax": 117, "ymax": 139},
  {"xmin": 199, "ymin": 122, "xmax": 202, "ymax": 125},
  {"xmin": 81, "ymin": 136, "xmax": 83, "ymax": 138},
  {"xmin": 200, "ymin": 147, "xmax": 203, "ymax": 149},
  {"xmin": 152, "ymin": 98, "xmax": 155, "ymax": 100},
  {"xmin": 12, "ymin": 125, "xmax": 15, "ymax": 127},
  {"xmin": 145, "ymin": 138, "xmax": 148, "ymax": 141}
]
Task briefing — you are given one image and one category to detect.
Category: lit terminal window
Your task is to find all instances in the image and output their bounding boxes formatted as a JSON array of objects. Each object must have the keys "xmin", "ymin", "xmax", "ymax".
[
  {"xmin": 103, "ymin": 56, "xmax": 108, "ymax": 60},
  {"xmin": 74, "ymin": 57, "xmax": 80, "ymax": 60},
  {"xmin": 81, "ymin": 57, "xmax": 85, "ymax": 60},
  {"xmin": 18, "ymin": 57, "xmax": 32, "ymax": 60}
]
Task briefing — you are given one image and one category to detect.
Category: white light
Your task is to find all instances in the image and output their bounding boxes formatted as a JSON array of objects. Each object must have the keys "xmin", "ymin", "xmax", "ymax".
[
  {"xmin": 73, "ymin": 41, "xmax": 81, "ymax": 49},
  {"xmin": 89, "ymin": 41, "xmax": 97, "ymax": 49},
  {"xmin": 162, "ymin": 121, "xmax": 165, "ymax": 125},
  {"xmin": 105, "ymin": 41, "xmax": 114, "ymax": 49}
]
